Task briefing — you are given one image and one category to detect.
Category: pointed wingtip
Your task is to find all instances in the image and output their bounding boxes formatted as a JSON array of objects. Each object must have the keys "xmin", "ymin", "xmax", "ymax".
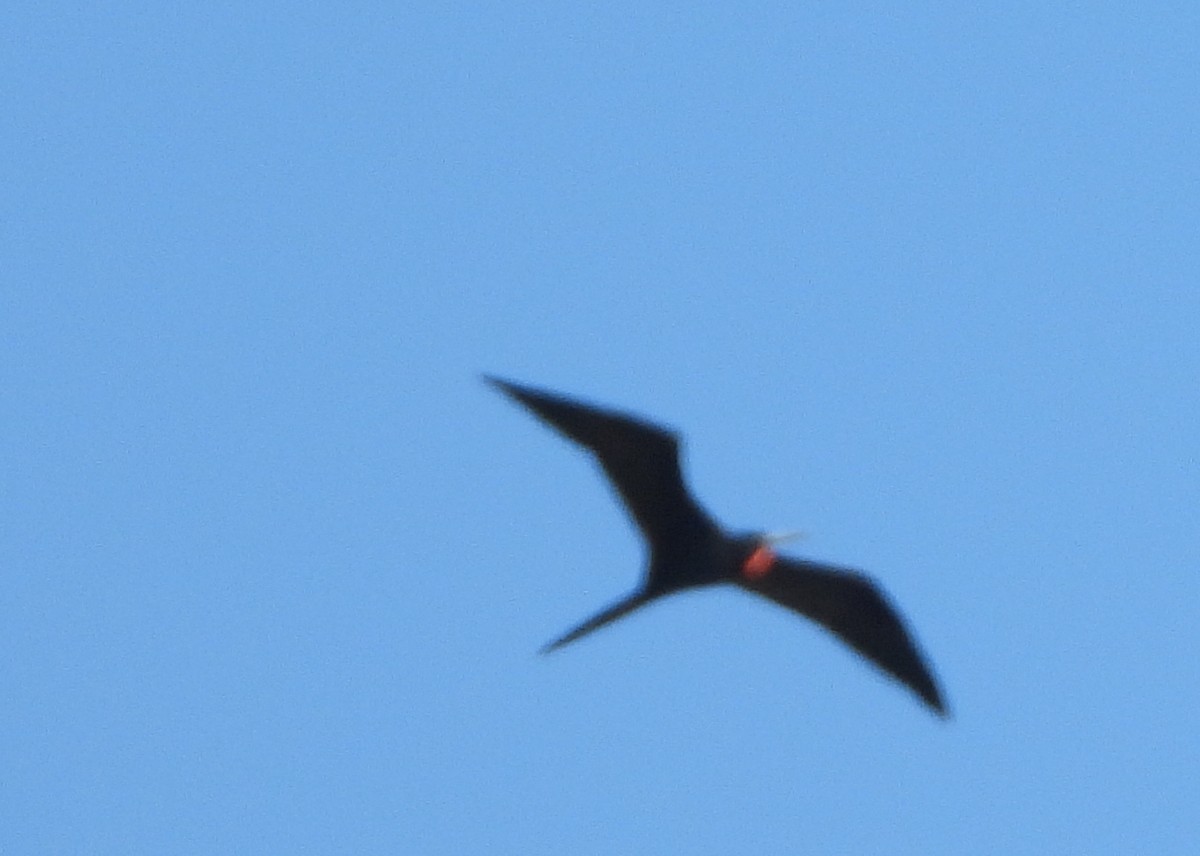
[
  {"xmin": 482, "ymin": 374, "xmax": 526, "ymax": 402},
  {"xmin": 920, "ymin": 685, "xmax": 951, "ymax": 720}
]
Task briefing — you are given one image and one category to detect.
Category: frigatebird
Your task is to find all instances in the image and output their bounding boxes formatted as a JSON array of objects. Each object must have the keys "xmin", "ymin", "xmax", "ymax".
[{"xmin": 486, "ymin": 375, "xmax": 948, "ymax": 717}]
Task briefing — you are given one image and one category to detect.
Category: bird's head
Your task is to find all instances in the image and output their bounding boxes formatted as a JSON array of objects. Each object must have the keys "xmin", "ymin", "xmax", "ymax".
[{"xmin": 735, "ymin": 530, "xmax": 804, "ymax": 581}]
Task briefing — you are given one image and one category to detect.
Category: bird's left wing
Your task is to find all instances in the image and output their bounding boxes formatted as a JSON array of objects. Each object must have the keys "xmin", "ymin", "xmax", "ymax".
[{"xmin": 484, "ymin": 376, "xmax": 712, "ymax": 551}]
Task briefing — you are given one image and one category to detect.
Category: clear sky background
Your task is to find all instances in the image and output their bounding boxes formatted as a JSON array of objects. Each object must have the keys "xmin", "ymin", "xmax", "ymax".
[{"xmin": 4, "ymin": 3, "xmax": 1198, "ymax": 853}]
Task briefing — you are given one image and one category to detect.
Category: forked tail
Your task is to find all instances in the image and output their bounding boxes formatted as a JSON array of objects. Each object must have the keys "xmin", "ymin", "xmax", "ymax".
[{"xmin": 541, "ymin": 590, "xmax": 658, "ymax": 653}]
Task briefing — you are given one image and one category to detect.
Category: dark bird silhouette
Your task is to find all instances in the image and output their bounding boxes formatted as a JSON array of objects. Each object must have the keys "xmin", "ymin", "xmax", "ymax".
[{"xmin": 485, "ymin": 375, "xmax": 948, "ymax": 717}]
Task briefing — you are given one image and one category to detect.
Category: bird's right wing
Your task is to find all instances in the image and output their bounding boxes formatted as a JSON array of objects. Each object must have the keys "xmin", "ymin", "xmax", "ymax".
[
  {"xmin": 739, "ymin": 557, "xmax": 948, "ymax": 716},
  {"xmin": 485, "ymin": 376, "xmax": 711, "ymax": 548}
]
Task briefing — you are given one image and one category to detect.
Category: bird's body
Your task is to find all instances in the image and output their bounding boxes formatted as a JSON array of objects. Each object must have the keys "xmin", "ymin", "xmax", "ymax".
[{"xmin": 486, "ymin": 375, "xmax": 948, "ymax": 717}]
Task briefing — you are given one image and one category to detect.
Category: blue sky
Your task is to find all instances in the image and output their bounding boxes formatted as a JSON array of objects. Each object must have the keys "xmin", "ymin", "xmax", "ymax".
[{"xmin": 4, "ymin": 2, "xmax": 1198, "ymax": 853}]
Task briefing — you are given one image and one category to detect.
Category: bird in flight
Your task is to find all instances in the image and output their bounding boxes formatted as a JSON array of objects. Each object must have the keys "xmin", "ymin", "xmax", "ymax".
[{"xmin": 486, "ymin": 375, "xmax": 948, "ymax": 717}]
